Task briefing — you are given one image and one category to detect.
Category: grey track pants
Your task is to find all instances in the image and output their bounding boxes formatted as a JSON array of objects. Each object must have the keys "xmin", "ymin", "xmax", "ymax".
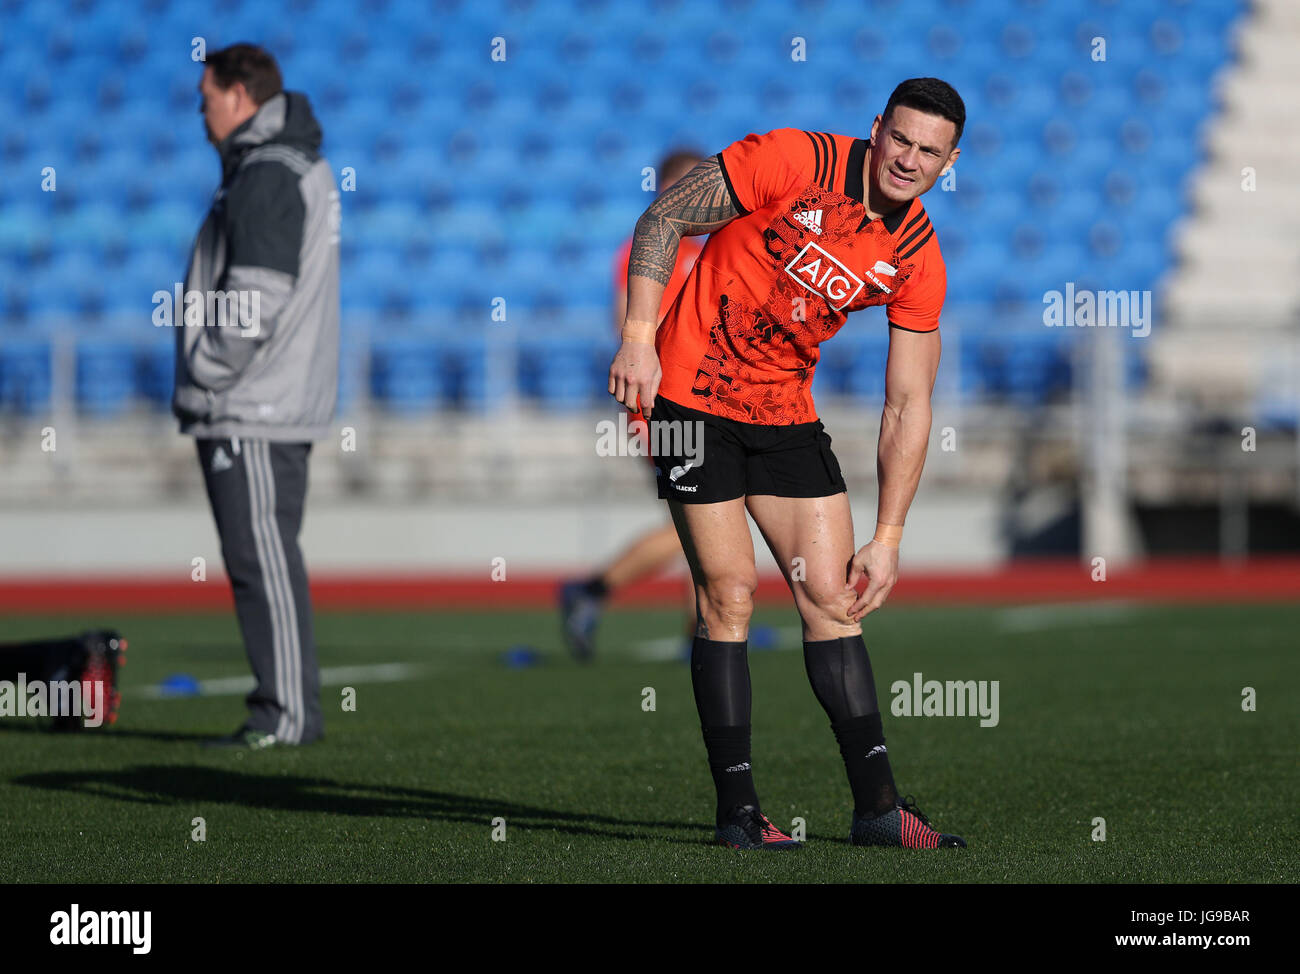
[{"xmin": 196, "ymin": 437, "xmax": 322, "ymax": 744}]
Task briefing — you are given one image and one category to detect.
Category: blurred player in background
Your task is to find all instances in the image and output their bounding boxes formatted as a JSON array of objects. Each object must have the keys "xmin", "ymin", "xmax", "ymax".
[
  {"xmin": 558, "ymin": 149, "xmax": 705, "ymax": 661},
  {"xmin": 173, "ymin": 44, "xmax": 340, "ymax": 749},
  {"xmin": 608, "ymin": 79, "xmax": 968, "ymax": 850}
]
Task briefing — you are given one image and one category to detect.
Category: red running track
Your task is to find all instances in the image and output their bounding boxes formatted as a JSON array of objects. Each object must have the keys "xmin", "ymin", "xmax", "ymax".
[{"xmin": 0, "ymin": 558, "xmax": 1295, "ymax": 613}]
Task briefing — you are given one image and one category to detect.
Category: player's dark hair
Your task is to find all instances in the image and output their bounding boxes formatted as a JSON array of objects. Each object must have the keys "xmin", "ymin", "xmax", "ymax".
[
  {"xmin": 883, "ymin": 77, "xmax": 965, "ymax": 146},
  {"xmin": 659, "ymin": 148, "xmax": 705, "ymax": 177},
  {"xmin": 206, "ymin": 43, "xmax": 283, "ymax": 106}
]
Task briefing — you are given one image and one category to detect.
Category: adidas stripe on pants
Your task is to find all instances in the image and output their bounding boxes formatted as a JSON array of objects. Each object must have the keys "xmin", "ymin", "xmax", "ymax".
[{"xmin": 197, "ymin": 437, "xmax": 322, "ymax": 744}]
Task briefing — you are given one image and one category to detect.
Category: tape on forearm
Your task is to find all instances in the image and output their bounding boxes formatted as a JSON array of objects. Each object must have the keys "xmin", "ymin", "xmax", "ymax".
[
  {"xmin": 873, "ymin": 522, "xmax": 903, "ymax": 547},
  {"xmin": 621, "ymin": 319, "xmax": 657, "ymax": 344}
]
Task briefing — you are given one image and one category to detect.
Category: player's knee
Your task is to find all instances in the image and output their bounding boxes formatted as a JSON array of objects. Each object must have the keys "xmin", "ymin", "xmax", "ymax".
[
  {"xmin": 697, "ymin": 573, "xmax": 757, "ymax": 631},
  {"xmin": 798, "ymin": 578, "xmax": 856, "ymax": 626}
]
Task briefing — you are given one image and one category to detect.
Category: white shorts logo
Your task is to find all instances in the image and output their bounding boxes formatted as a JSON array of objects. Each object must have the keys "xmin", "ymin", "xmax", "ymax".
[{"xmin": 785, "ymin": 242, "xmax": 865, "ymax": 311}]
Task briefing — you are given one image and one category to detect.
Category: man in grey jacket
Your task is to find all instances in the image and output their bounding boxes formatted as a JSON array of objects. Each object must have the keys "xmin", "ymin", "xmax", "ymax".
[{"xmin": 174, "ymin": 43, "xmax": 340, "ymax": 748}]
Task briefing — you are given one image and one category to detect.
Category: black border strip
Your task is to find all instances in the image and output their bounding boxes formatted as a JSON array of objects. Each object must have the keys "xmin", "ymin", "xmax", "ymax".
[
  {"xmin": 898, "ymin": 217, "xmax": 932, "ymax": 253},
  {"xmin": 714, "ymin": 151, "xmax": 749, "ymax": 217},
  {"xmin": 820, "ymin": 132, "xmax": 838, "ymax": 191},
  {"xmin": 898, "ymin": 207, "xmax": 927, "ymax": 238},
  {"xmin": 899, "ymin": 226, "xmax": 934, "ymax": 260},
  {"xmin": 844, "ymin": 137, "xmax": 868, "ymax": 202},
  {"xmin": 889, "ymin": 321, "xmax": 938, "ymax": 333}
]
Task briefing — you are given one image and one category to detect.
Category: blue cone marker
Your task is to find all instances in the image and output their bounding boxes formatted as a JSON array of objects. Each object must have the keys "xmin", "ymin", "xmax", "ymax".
[
  {"xmin": 501, "ymin": 646, "xmax": 543, "ymax": 669},
  {"xmin": 159, "ymin": 674, "xmax": 201, "ymax": 697}
]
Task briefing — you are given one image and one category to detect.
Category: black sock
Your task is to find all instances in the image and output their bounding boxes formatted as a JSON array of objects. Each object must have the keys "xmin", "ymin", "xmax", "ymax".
[
  {"xmin": 804, "ymin": 636, "xmax": 899, "ymax": 816},
  {"xmin": 582, "ymin": 576, "xmax": 609, "ymax": 599},
  {"xmin": 832, "ymin": 713, "xmax": 899, "ymax": 816},
  {"xmin": 691, "ymin": 637, "xmax": 759, "ymax": 823},
  {"xmin": 702, "ymin": 725, "xmax": 758, "ymax": 823}
]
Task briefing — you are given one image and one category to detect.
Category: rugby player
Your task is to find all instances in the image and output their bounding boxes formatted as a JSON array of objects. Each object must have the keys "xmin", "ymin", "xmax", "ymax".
[
  {"xmin": 608, "ymin": 78, "xmax": 967, "ymax": 850},
  {"xmin": 559, "ymin": 150, "xmax": 705, "ymax": 661}
]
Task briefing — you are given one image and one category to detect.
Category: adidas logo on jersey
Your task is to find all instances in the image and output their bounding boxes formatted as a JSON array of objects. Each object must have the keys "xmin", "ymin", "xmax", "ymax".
[
  {"xmin": 793, "ymin": 209, "xmax": 824, "ymax": 235},
  {"xmin": 210, "ymin": 446, "xmax": 233, "ymax": 474}
]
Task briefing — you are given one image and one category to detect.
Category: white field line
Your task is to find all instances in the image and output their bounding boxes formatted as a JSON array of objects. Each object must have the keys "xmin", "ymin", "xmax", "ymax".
[
  {"xmin": 996, "ymin": 602, "xmax": 1145, "ymax": 633},
  {"xmin": 136, "ymin": 662, "xmax": 436, "ymax": 699}
]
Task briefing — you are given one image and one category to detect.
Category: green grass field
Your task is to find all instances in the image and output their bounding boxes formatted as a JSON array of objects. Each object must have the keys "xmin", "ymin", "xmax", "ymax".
[{"xmin": 1, "ymin": 603, "xmax": 1295, "ymax": 884}]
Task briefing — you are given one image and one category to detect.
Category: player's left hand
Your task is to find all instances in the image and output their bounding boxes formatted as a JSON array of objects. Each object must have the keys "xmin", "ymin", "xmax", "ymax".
[{"xmin": 845, "ymin": 541, "xmax": 898, "ymax": 620}]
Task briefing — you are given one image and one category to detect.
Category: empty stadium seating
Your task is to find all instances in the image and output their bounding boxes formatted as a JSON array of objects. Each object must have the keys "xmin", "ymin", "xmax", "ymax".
[{"xmin": 0, "ymin": 0, "xmax": 1244, "ymax": 415}]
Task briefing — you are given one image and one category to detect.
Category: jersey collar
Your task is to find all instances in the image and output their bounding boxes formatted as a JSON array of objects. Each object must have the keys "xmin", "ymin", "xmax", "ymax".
[{"xmin": 844, "ymin": 137, "xmax": 868, "ymax": 203}]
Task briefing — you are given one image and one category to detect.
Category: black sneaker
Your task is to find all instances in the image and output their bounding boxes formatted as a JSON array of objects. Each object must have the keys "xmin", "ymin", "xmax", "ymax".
[
  {"xmin": 850, "ymin": 795, "xmax": 966, "ymax": 849},
  {"xmin": 715, "ymin": 804, "xmax": 802, "ymax": 850},
  {"xmin": 51, "ymin": 629, "xmax": 126, "ymax": 731}
]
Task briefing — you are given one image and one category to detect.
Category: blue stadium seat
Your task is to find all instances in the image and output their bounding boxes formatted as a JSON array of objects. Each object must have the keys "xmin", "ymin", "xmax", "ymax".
[
  {"xmin": 519, "ymin": 333, "xmax": 596, "ymax": 410},
  {"xmin": 370, "ymin": 336, "xmax": 447, "ymax": 413},
  {"xmin": 76, "ymin": 339, "xmax": 136, "ymax": 416},
  {"xmin": 0, "ymin": 340, "xmax": 52, "ymax": 414},
  {"xmin": 0, "ymin": 0, "xmax": 1246, "ymax": 413},
  {"xmin": 135, "ymin": 339, "xmax": 174, "ymax": 408}
]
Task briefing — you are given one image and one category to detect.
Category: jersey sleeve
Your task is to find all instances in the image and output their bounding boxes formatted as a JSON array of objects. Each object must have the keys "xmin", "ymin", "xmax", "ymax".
[
  {"xmin": 716, "ymin": 128, "xmax": 814, "ymax": 216},
  {"xmin": 886, "ymin": 244, "xmax": 946, "ymax": 333}
]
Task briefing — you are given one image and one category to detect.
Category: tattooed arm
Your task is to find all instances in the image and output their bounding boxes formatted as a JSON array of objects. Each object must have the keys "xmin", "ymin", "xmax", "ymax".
[
  {"xmin": 626, "ymin": 157, "xmax": 739, "ymax": 310},
  {"xmin": 609, "ymin": 158, "xmax": 741, "ymax": 416}
]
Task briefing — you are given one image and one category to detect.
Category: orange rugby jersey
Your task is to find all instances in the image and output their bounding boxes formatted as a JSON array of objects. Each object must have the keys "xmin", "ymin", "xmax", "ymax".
[{"xmin": 654, "ymin": 128, "xmax": 946, "ymax": 425}]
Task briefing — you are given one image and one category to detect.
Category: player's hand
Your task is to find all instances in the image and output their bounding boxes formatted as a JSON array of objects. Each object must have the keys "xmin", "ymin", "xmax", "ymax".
[
  {"xmin": 608, "ymin": 340, "xmax": 661, "ymax": 417},
  {"xmin": 845, "ymin": 541, "xmax": 899, "ymax": 620}
]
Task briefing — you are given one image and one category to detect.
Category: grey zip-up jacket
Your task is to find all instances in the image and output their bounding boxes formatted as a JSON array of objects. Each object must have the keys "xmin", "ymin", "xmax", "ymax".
[{"xmin": 173, "ymin": 90, "xmax": 340, "ymax": 441}]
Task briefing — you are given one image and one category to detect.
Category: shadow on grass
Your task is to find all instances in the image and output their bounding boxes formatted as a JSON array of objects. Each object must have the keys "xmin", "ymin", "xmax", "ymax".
[
  {"xmin": 0, "ymin": 721, "xmax": 212, "ymax": 743},
  {"xmin": 12, "ymin": 764, "xmax": 707, "ymax": 844}
]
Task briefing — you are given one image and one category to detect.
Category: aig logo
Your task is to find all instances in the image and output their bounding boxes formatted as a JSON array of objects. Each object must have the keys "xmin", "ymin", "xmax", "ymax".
[{"xmin": 784, "ymin": 242, "xmax": 865, "ymax": 311}]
